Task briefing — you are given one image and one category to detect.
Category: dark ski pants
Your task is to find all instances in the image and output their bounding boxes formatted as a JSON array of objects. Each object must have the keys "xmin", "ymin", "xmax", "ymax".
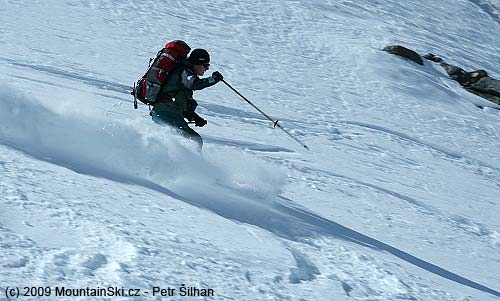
[{"xmin": 152, "ymin": 111, "xmax": 203, "ymax": 151}]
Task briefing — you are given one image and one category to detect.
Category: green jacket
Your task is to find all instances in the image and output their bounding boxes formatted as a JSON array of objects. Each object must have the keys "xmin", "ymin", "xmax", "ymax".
[{"xmin": 153, "ymin": 60, "xmax": 217, "ymax": 118}]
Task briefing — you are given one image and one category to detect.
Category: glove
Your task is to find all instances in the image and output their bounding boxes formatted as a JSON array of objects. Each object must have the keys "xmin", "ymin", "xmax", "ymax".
[
  {"xmin": 212, "ymin": 71, "xmax": 223, "ymax": 82},
  {"xmin": 194, "ymin": 115, "xmax": 207, "ymax": 127}
]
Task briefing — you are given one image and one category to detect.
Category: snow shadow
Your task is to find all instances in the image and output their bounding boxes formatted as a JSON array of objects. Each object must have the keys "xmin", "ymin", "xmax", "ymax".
[
  {"xmin": 162, "ymin": 179, "xmax": 500, "ymax": 298},
  {"xmin": 275, "ymin": 198, "xmax": 500, "ymax": 299},
  {"xmin": 118, "ymin": 177, "xmax": 500, "ymax": 299},
  {"xmin": 204, "ymin": 136, "xmax": 294, "ymax": 153},
  {"xmin": 90, "ymin": 161, "xmax": 498, "ymax": 300}
]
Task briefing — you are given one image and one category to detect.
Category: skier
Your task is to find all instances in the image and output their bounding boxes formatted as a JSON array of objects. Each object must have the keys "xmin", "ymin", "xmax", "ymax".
[{"xmin": 151, "ymin": 48, "xmax": 224, "ymax": 151}]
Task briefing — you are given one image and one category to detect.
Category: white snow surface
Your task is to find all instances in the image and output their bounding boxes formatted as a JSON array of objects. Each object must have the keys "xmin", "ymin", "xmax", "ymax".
[{"xmin": 1, "ymin": 0, "xmax": 500, "ymax": 300}]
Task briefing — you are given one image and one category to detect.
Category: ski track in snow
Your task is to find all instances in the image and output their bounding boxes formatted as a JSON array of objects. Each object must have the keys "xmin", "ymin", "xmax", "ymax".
[
  {"xmin": 0, "ymin": 56, "xmax": 131, "ymax": 95},
  {"xmin": 287, "ymin": 162, "xmax": 500, "ymax": 251},
  {"xmin": 341, "ymin": 121, "xmax": 500, "ymax": 186}
]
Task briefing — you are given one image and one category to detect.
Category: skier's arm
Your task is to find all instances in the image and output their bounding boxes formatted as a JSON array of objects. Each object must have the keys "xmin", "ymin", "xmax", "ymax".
[{"xmin": 181, "ymin": 71, "xmax": 218, "ymax": 91}]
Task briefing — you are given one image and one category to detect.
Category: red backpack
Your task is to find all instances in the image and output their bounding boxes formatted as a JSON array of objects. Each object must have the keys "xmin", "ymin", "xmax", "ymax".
[{"xmin": 132, "ymin": 40, "xmax": 191, "ymax": 109}]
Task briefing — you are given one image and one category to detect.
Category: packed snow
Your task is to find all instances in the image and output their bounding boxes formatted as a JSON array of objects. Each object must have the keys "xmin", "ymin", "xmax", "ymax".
[{"xmin": 1, "ymin": 0, "xmax": 500, "ymax": 300}]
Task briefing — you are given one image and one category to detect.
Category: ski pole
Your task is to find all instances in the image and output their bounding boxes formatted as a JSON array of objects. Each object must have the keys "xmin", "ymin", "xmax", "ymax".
[{"xmin": 221, "ymin": 79, "xmax": 309, "ymax": 150}]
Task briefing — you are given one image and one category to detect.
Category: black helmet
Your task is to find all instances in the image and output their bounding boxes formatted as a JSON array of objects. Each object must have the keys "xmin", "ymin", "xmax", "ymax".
[{"xmin": 188, "ymin": 48, "xmax": 210, "ymax": 65}]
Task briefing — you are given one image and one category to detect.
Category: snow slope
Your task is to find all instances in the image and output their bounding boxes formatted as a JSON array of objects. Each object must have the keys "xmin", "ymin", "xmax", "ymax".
[{"xmin": 1, "ymin": 0, "xmax": 500, "ymax": 300}]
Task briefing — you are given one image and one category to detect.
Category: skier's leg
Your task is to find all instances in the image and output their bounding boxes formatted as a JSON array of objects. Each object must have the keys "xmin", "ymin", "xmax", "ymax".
[
  {"xmin": 179, "ymin": 126, "xmax": 203, "ymax": 152},
  {"xmin": 152, "ymin": 110, "xmax": 203, "ymax": 151}
]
